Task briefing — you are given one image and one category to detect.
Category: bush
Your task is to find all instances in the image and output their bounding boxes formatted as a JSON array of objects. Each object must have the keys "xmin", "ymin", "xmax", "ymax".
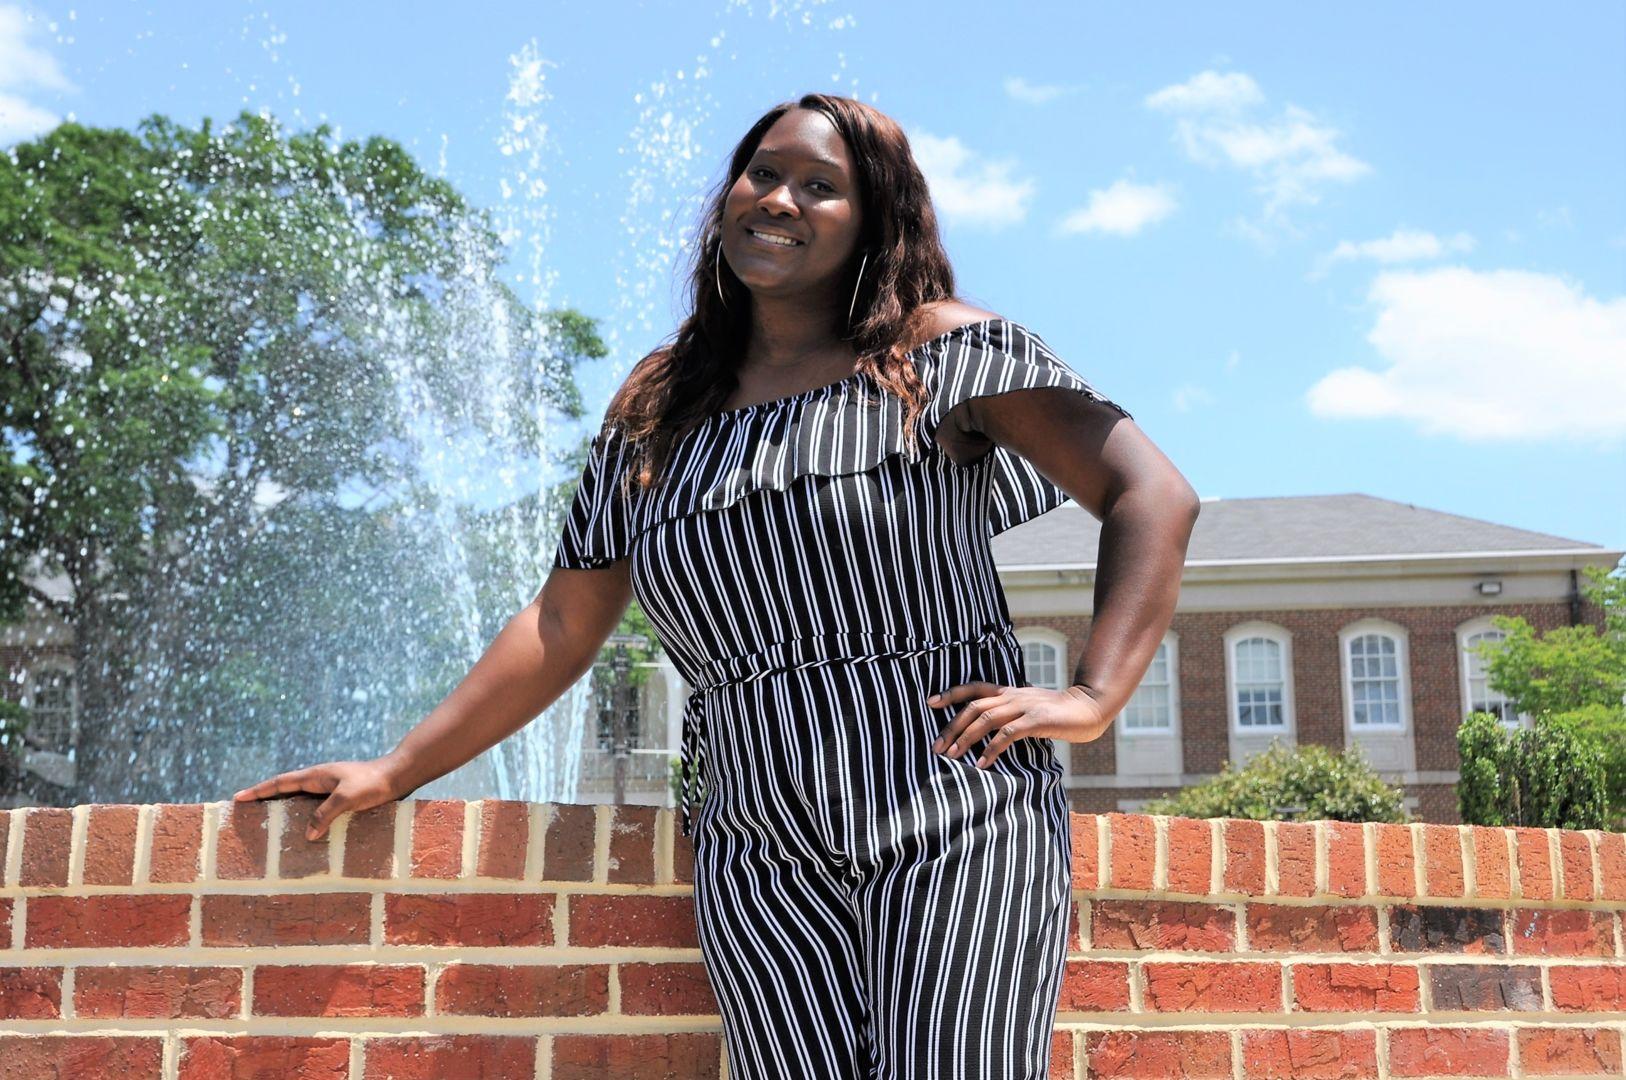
[
  {"xmin": 1143, "ymin": 741, "xmax": 1410, "ymax": 823},
  {"xmin": 1457, "ymin": 710, "xmax": 1610, "ymax": 830},
  {"xmin": 1547, "ymin": 705, "xmax": 1626, "ymax": 831}
]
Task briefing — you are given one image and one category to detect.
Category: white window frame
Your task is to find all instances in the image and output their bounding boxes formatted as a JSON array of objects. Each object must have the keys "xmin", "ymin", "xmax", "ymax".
[
  {"xmin": 1224, "ymin": 623, "xmax": 1296, "ymax": 738},
  {"xmin": 18, "ymin": 657, "xmax": 78, "ymax": 756},
  {"xmin": 1015, "ymin": 627, "xmax": 1073, "ymax": 786},
  {"xmin": 1339, "ymin": 620, "xmax": 1411, "ymax": 734},
  {"xmin": 1117, "ymin": 635, "xmax": 1179, "ymax": 738},
  {"xmin": 1456, "ymin": 617, "xmax": 1532, "ymax": 729}
]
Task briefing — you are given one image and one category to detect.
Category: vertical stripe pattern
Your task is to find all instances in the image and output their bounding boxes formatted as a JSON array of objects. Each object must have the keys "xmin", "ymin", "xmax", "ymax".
[{"xmin": 551, "ymin": 318, "xmax": 1132, "ymax": 1079}]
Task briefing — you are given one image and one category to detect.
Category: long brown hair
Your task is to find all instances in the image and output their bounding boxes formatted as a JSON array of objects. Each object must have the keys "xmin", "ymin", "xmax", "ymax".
[{"xmin": 603, "ymin": 92, "xmax": 964, "ymax": 494}]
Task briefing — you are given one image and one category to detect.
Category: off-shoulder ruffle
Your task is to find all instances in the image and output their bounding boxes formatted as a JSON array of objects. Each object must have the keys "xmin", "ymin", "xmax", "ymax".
[{"xmin": 550, "ymin": 318, "xmax": 1133, "ymax": 568}]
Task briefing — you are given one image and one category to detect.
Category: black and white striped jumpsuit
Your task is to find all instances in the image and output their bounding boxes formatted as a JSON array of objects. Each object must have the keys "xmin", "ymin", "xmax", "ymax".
[{"xmin": 551, "ymin": 318, "xmax": 1133, "ymax": 1079}]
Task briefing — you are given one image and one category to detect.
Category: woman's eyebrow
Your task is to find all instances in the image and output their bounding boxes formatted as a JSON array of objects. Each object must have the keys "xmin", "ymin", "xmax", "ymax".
[{"xmin": 755, "ymin": 145, "xmax": 845, "ymax": 172}]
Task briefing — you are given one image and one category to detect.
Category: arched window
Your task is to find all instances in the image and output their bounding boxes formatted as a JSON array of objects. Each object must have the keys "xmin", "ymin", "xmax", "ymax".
[
  {"xmin": 20, "ymin": 660, "xmax": 77, "ymax": 756},
  {"xmin": 1344, "ymin": 630, "xmax": 1407, "ymax": 731},
  {"xmin": 1120, "ymin": 639, "xmax": 1175, "ymax": 734},
  {"xmin": 1457, "ymin": 619, "xmax": 1531, "ymax": 729},
  {"xmin": 1018, "ymin": 629, "xmax": 1073, "ymax": 786},
  {"xmin": 1224, "ymin": 623, "xmax": 1295, "ymax": 765}
]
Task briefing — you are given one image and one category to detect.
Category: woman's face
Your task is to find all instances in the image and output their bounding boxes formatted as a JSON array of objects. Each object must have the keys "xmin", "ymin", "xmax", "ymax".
[{"xmin": 721, "ymin": 109, "xmax": 864, "ymax": 302}]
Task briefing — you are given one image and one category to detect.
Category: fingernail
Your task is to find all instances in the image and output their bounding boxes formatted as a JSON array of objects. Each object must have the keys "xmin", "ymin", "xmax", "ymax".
[
  {"xmin": 306, "ymin": 828, "xmax": 319, "ymax": 841},
  {"xmin": 976, "ymin": 757, "xmax": 988, "ymax": 768},
  {"xmin": 926, "ymin": 694, "xmax": 940, "ymax": 704}
]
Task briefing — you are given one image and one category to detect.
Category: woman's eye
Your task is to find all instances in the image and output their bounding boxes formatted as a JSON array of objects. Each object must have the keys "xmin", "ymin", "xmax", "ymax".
[{"xmin": 751, "ymin": 168, "xmax": 834, "ymax": 193}]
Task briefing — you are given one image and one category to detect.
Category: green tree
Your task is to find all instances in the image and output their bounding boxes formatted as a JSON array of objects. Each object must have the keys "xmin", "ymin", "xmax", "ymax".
[
  {"xmin": 1456, "ymin": 711, "xmax": 1608, "ymax": 829},
  {"xmin": 1, "ymin": 111, "xmax": 611, "ymax": 801},
  {"xmin": 1462, "ymin": 563, "xmax": 1626, "ymax": 829}
]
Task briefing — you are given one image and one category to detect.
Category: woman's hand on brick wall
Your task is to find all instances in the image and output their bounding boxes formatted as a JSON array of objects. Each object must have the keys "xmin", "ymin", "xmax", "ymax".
[{"xmin": 230, "ymin": 757, "xmax": 404, "ymax": 841}]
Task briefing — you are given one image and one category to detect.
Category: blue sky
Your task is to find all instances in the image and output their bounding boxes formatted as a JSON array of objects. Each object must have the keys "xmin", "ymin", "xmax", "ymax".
[{"xmin": 4, "ymin": 1, "xmax": 1623, "ymax": 552}]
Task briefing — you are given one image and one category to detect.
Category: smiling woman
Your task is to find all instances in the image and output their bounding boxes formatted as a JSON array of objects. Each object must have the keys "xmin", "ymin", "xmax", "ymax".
[{"xmin": 537, "ymin": 94, "xmax": 1195, "ymax": 1080}]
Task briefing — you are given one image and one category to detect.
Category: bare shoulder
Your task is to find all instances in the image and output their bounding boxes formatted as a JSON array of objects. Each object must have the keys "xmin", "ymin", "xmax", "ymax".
[{"xmin": 910, "ymin": 300, "xmax": 1003, "ymax": 348}]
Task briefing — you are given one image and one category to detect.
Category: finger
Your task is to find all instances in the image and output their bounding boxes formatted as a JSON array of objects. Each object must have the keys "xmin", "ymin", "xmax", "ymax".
[
  {"xmin": 927, "ymin": 682, "xmax": 999, "ymax": 751},
  {"xmin": 231, "ymin": 769, "xmax": 311, "ymax": 802},
  {"xmin": 941, "ymin": 700, "xmax": 1019, "ymax": 760},
  {"xmin": 306, "ymin": 791, "xmax": 348, "ymax": 841},
  {"xmin": 974, "ymin": 718, "xmax": 1035, "ymax": 768}
]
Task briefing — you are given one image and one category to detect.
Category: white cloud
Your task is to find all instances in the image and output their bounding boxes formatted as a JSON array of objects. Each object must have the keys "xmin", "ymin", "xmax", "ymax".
[
  {"xmin": 1146, "ymin": 70, "xmax": 1370, "ymax": 233},
  {"xmin": 1306, "ymin": 266, "xmax": 1626, "ymax": 445},
  {"xmin": 1058, "ymin": 178, "xmax": 1178, "ymax": 237},
  {"xmin": 1310, "ymin": 227, "xmax": 1476, "ymax": 279},
  {"xmin": 1003, "ymin": 76, "xmax": 1072, "ymax": 105},
  {"xmin": 910, "ymin": 130, "xmax": 1036, "ymax": 228},
  {"xmin": 0, "ymin": 4, "xmax": 73, "ymax": 145},
  {"xmin": 1171, "ymin": 382, "xmax": 1215, "ymax": 412}
]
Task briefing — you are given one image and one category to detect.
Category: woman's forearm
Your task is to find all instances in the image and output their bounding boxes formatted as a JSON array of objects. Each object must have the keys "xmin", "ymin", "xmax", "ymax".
[
  {"xmin": 379, "ymin": 601, "xmax": 594, "ymax": 797},
  {"xmin": 1070, "ymin": 482, "xmax": 1199, "ymax": 718}
]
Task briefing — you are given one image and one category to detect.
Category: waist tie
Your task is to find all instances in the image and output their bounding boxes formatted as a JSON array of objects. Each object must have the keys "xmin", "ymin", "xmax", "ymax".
[{"xmin": 675, "ymin": 621, "xmax": 1020, "ymax": 839}]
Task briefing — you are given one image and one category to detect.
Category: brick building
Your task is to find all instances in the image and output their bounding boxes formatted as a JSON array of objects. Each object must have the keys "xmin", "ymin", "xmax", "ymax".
[{"xmin": 995, "ymin": 492, "xmax": 1619, "ymax": 822}]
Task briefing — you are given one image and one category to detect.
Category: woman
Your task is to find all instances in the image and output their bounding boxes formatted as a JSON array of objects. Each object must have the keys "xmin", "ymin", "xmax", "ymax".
[{"xmin": 234, "ymin": 93, "xmax": 1198, "ymax": 1078}]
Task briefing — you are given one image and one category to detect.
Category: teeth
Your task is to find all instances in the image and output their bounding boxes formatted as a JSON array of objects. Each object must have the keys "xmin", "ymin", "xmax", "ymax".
[{"xmin": 750, "ymin": 229, "xmax": 800, "ymax": 247}]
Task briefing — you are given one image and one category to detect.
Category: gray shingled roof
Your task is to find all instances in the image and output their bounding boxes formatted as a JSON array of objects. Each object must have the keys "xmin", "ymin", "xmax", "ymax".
[{"xmin": 993, "ymin": 492, "xmax": 1618, "ymax": 568}]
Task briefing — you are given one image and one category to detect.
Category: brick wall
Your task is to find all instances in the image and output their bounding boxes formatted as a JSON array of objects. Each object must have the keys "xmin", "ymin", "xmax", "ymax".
[{"xmin": 1, "ymin": 801, "xmax": 1622, "ymax": 1078}]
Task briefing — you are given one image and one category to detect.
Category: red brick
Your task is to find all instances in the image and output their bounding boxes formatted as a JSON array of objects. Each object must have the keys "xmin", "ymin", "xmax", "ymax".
[
  {"xmin": 1599, "ymin": 832, "xmax": 1626, "ymax": 902},
  {"xmin": 82, "ymin": 805, "xmax": 139, "ymax": 886},
  {"xmin": 1091, "ymin": 899, "xmax": 1235, "ymax": 952},
  {"xmin": 410, "ymin": 799, "xmax": 464, "ymax": 879},
  {"xmin": 551, "ymin": 1033, "xmax": 719, "ymax": 1080},
  {"xmin": 179, "ymin": 1035, "xmax": 350, "ymax": 1079},
  {"xmin": 1468, "ymin": 826, "xmax": 1510, "ymax": 900},
  {"xmin": 276, "ymin": 796, "xmax": 332, "ymax": 879},
  {"xmin": 618, "ymin": 961, "xmax": 717, "ymax": 1016},
  {"xmin": 1387, "ymin": 1027, "xmax": 1508, "ymax": 1077},
  {"xmin": 1374, "ymin": 823, "xmax": 1416, "ymax": 897},
  {"xmin": 1428, "ymin": 963, "xmax": 1543, "ymax": 1011},
  {"xmin": 215, "ymin": 800, "xmax": 268, "ymax": 880},
  {"xmin": 1550, "ymin": 964, "xmax": 1625, "ymax": 1011},
  {"xmin": 0, "ymin": 966, "xmax": 63, "ymax": 1018},
  {"xmin": 26, "ymin": 895, "xmax": 191, "ymax": 948},
  {"xmin": 1050, "ymin": 1030, "xmax": 1074, "ymax": 1080},
  {"xmin": 1274, "ymin": 822, "xmax": 1315, "ymax": 897},
  {"xmin": 1142, "ymin": 961, "xmax": 1281, "ymax": 1012},
  {"xmin": 1422, "ymin": 824, "xmax": 1464, "ymax": 897},
  {"xmin": 251, "ymin": 964, "xmax": 423, "ymax": 1017},
  {"xmin": 1558, "ymin": 830, "xmax": 1595, "ymax": 900},
  {"xmin": 1245, "ymin": 904, "xmax": 1378, "ymax": 953},
  {"xmin": 1070, "ymin": 813, "xmax": 1099, "ymax": 890},
  {"xmin": 385, "ymin": 893, "xmax": 552, "ymax": 947},
  {"xmin": 607, "ymin": 804, "xmax": 657, "ymax": 884},
  {"xmin": 0, "ymin": 1035, "xmax": 163, "ymax": 1078},
  {"xmin": 364, "ymin": 1035, "xmax": 536, "ymax": 1079},
  {"xmin": 74, "ymin": 966, "xmax": 241, "ymax": 1020},
  {"xmin": 1084, "ymin": 1030, "xmax": 1231, "ymax": 1079},
  {"xmin": 148, "ymin": 804, "xmax": 203, "ymax": 883},
  {"xmin": 1511, "ymin": 908, "xmax": 1615, "ymax": 956},
  {"xmin": 1223, "ymin": 819, "xmax": 1266, "ymax": 895},
  {"xmin": 1514, "ymin": 826, "xmax": 1554, "ymax": 900},
  {"xmin": 1165, "ymin": 817, "xmax": 1211, "ymax": 894},
  {"xmin": 19, "ymin": 807, "xmax": 72, "ymax": 888},
  {"xmin": 1241, "ymin": 1029, "xmax": 1378, "ymax": 1079},
  {"xmin": 1517, "ymin": 1026, "xmax": 1623, "ymax": 1076},
  {"xmin": 476, "ymin": 800, "xmax": 530, "ymax": 879},
  {"xmin": 543, "ymin": 803, "xmax": 596, "ymax": 883},
  {"xmin": 435, "ymin": 963, "xmax": 610, "ymax": 1017},
  {"xmin": 568, "ymin": 894, "xmax": 697, "ymax": 948},
  {"xmin": 1056, "ymin": 960, "xmax": 1131, "ymax": 1012},
  {"xmin": 1324, "ymin": 821, "xmax": 1367, "ymax": 898},
  {"xmin": 1106, "ymin": 813, "xmax": 1155, "ymax": 890},
  {"xmin": 1291, "ymin": 963, "xmax": 1419, "ymax": 1012},
  {"xmin": 201, "ymin": 893, "xmax": 370, "ymax": 947},
  {"xmin": 342, "ymin": 804, "xmax": 396, "ymax": 879}
]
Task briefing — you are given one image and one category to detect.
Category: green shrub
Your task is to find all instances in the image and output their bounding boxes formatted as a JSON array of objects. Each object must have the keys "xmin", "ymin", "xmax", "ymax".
[
  {"xmin": 1142, "ymin": 741, "xmax": 1409, "ymax": 823},
  {"xmin": 1456, "ymin": 710, "xmax": 1609, "ymax": 830},
  {"xmin": 1547, "ymin": 704, "xmax": 1626, "ymax": 831}
]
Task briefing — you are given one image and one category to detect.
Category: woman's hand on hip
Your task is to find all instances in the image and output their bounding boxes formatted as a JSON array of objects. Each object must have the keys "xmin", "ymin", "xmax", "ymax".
[{"xmin": 926, "ymin": 682, "xmax": 1113, "ymax": 769}]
